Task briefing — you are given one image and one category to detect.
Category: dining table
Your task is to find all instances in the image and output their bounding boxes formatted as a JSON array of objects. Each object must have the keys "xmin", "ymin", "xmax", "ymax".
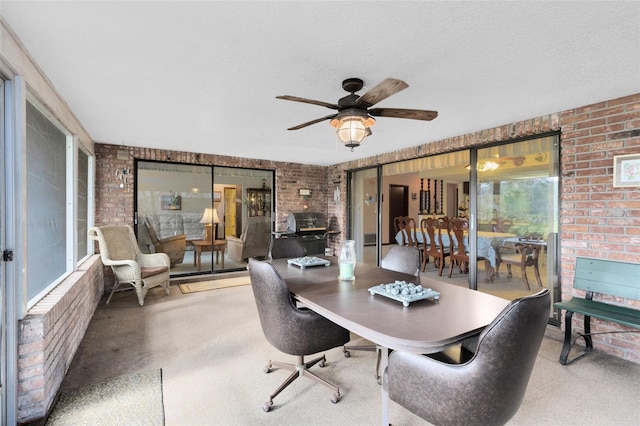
[
  {"xmin": 396, "ymin": 229, "xmax": 516, "ymax": 270},
  {"xmin": 270, "ymin": 257, "xmax": 510, "ymax": 425}
]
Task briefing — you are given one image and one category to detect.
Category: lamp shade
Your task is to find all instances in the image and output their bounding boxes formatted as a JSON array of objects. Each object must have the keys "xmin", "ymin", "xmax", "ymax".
[{"xmin": 200, "ymin": 208, "xmax": 220, "ymax": 224}]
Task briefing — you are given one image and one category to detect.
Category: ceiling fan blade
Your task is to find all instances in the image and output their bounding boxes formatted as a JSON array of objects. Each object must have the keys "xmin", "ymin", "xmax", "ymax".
[
  {"xmin": 276, "ymin": 95, "xmax": 340, "ymax": 110},
  {"xmin": 286, "ymin": 114, "xmax": 337, "ymax": 130},
  {"xmin": 355, "ymin": 78, "xmax": 409, "ymax": 108},
  {"xmin": 368, "ymin": 108, "xmax": 438, "ymax": 121}
]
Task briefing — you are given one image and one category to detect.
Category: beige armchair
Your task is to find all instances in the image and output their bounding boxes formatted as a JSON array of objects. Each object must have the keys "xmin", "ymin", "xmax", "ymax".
[
  {"xmin": 227, "ymin": 216, "xmax": 271, "ymax": 262},
  {"xmin": 89, "ymin": 225, "xmax": 171, "ymax": 306}
]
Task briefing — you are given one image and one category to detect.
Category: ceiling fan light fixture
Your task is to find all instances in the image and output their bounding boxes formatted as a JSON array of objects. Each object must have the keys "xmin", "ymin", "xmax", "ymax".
[
  {"xmin": 331, "ymin": 109, "xmax": 376, "ymax": 150},
  {"xmin": 335, "ymin": 117, "xmax": 373, "ymax": 150}
]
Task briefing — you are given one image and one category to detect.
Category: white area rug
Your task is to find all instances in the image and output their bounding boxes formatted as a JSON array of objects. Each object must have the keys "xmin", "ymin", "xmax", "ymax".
[{"xmin": 46, "ymin": 369, "xmax": 164, "ymax": 425}]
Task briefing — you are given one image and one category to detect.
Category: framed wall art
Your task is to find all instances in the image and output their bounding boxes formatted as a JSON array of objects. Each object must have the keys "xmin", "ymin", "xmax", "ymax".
[
  {"xmin": 613, "ymin": 153, "xmax": 640, "ymax": 187},
  {"xmin": 161, "ymin": 194, "xmax": 182, "ymax": 210},
  {"xmin": 213, "ymin": 191, "xmax": 222, "ymax": 202}
]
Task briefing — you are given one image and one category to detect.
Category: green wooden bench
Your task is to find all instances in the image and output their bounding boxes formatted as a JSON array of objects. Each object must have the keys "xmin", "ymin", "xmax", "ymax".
[{"xmin": 554, "ymin": 257, "xmax": 640, "ymax": 365}]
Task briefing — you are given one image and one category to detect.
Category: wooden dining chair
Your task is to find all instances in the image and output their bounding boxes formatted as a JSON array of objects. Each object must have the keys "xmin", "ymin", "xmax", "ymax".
[
  {"xmin": 496, "ymin": 243, "xmax": 543, "ymax": 289},
  {"xmin": 419, "ymin": 217, "xmax": 450, "ymax": 275},
  {"xmin": 448, "ymin": 218, "xmax": 492, "ymax": 282},
  {"xmin": 394, "ymin": 216, "xmax": 418, "ymax": 246}
]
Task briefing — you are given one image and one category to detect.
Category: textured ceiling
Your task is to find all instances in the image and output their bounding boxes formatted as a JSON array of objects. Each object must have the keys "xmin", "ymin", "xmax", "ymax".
[{"xmin": 1, "ymin": 1, "xmax": 639, "ymax": 166}]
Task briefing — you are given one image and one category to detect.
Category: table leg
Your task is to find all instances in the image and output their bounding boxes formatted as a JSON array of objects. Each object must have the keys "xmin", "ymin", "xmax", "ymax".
[
  {"xmin": 381, "ymin": 346, "xmax": 389, "ymax": 426},
  {"xmin": 196, "ymin": 246, "xmax": 202, "ymax": 271},
  {"xmin": 221, "ymin": 247, "xmax": 225, "ymax": 268}
]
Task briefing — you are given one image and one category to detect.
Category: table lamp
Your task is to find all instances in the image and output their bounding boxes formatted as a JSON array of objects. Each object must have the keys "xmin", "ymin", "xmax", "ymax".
[{"xmin": 200, "ymin": 207, "xmax": 220, "ymax": 241}]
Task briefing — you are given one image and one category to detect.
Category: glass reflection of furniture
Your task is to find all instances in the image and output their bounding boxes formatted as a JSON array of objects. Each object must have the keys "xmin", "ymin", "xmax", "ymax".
[
  {"xmin": 246, "ymin": 188, "xmax": 271, "ymax": 217},
  {"xmin": 192, "ymin": 239, "xmax": 227, "ymax": 271}
]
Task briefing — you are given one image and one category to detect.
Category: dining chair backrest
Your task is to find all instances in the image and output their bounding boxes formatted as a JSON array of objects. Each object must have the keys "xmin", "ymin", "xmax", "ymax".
[
  {"xmin": 394, "ymin": 216, "xmax": 418, "ymax": 246},
  {"xmin": 380, "ymin": 245, "xmax": 421, "ymax": 276},
  {"xmin": 269, "ymin": 237, "xmax": 307, "ymax": 260},
  {"xmin": 449, "ymin": 218, "xmax": 468, "ymax": 257},
  {"xmin": 420, "ymin": 217, "xmax": 440, "ymax": 252},
  {"xmin": 490, "ymin": 217, "xmax": 513, "ymax": 233}
]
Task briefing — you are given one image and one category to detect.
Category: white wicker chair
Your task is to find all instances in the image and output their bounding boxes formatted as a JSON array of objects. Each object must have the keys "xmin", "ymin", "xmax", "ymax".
[{"xmin": 89, "ymin": 225, "xmax": 171, "ymax": 306}]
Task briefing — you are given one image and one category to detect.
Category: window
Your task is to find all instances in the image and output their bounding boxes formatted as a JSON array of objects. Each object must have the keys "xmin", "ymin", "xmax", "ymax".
[
  {"xmin": 76, "ymin": 147, "xmax": 91, "ymax": 264},
  {"xmin": 25, "ymin": 99, "xmax": 92, "ymax": 307}
]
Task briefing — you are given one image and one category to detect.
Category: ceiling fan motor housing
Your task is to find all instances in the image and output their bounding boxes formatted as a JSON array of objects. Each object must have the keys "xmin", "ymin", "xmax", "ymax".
[{"xmin": 342, "ymin": 78, "xmax": 364, "ymax": 93}]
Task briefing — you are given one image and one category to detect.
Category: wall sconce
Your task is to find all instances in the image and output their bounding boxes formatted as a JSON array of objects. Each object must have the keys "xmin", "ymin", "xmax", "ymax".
[
  {"xmin": 116, "ymin": 168, "xmax": 130, "ymax": 191},
  {"xmin": 333, "ymin": 187, "xmax": 341, "ymax": 203}
]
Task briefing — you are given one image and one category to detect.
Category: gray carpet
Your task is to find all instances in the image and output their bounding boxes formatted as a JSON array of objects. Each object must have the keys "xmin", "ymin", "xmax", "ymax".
[
  {"xmin": 46, "ymin": 369, "xmax": 164, "ymax": 425},
  {"xmin": 59, "ymin": 279, "xmax": 640, "ymax": 426}
]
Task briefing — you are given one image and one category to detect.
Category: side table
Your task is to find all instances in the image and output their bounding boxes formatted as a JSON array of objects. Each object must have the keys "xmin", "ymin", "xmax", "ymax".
[{"xmin": 192, "ymin": 239, "xmax": 227, "ymax": 271}]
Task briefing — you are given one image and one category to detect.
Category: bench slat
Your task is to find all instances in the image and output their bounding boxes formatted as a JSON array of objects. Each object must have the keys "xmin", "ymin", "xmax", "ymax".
[
  {"xmin": 575, "ymin": 257, "xmax": 640, "ymax": 300},
  {"xmin": 554, "ymin": 297, "xmax": 640, "ymax": 329}
]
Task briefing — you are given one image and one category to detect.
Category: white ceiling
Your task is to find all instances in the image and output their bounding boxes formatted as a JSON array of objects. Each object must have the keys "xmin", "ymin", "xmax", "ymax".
[{"xmin": 2, "ymin": 1, "xmax": 639, "ymax": 166}]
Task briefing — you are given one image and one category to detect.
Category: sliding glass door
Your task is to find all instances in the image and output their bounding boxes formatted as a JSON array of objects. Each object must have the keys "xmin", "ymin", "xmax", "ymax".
[
  {"xmin": 476, "ymin": 135, "xmax": 560, "ymax": 312},
  {"xmin": 349, "ymin": 167, "xmax": 380, "ymax": 264},
  {"xmin": 135, "ymin": 161, "xmax": 273, "ymax": 276}
]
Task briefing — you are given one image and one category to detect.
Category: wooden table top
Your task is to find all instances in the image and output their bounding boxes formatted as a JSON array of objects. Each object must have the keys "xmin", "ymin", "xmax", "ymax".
[{"xmin": 191, "ymin": 239, "xmax": 226, "ymax": 248}]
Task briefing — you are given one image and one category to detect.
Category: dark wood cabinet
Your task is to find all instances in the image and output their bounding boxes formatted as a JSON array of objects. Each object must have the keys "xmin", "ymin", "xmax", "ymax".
[{"xmin": 246, "ymin": 188, "xmax": 271, "ymax": 217}]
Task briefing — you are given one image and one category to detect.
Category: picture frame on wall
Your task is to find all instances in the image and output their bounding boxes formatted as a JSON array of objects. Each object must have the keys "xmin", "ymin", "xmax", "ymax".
[
  {"xmin": 213, "ymin": 191, "xmax": 222, "ymax": 202},
  {"xmin": 161, "ymin": 194, "xmax": 182, "ymax": 210},
  {"xmin": 613, "ymin": 153, "xmax": 640, "ymax": 187}
]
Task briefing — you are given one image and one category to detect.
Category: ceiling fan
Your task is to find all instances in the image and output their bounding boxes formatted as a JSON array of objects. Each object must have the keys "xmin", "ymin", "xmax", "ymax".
[{"xmin": 276, "ymin": 77, "xmax": 438, "ymax": 149}]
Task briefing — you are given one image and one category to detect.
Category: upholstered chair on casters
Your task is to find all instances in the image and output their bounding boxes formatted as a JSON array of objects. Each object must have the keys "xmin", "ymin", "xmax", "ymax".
[
  {"xmin": 247, "ymin": 258, "xmax": 350, "ymax": 412},
  {"xmin": 385, "ymin": 289, "xmax": 550, "ymax": 426},
  {"xmin": 89, "ymin": 225, "xmax": 171, "ymax": 306},
  {"xmin": 343, "ymin": 244, "xmax": 421, "ymax": 384}
]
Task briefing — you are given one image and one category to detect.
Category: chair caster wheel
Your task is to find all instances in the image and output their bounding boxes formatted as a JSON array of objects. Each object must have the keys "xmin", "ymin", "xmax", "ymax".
[
  {"xmin": 343, "ymin": 350, "xmax": 351, "ymax": 358},
  {"xmin": 263, "ymin": 363, "xmax": 271, "ymax": 374},
  {"xmin": 331, "ymin": 393, "xmax": 340, "ymax": 404},
  {"xmin": 376, "ymin": 376, "xmax": 382, "ymax": 385},
  {"xmin": 319, "ymin": 359, "xmax": 325, "ymax": 367},
  {"xmin": 263, "ymin": 401, "xmax": 273, "ymax": 412}
]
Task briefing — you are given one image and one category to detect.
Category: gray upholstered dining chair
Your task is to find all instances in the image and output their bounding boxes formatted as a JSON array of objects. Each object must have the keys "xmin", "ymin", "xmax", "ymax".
[
  {"xmin": 385, "ymin": 288, "xmax": 550, "ymax": 426},
  {"xmin": 89, "ymin": 225, "xmax": 171, "ymax": 306},
  {"xmin": 343, "ymin": 244, "xmax": 421, "ymax": 383},
  {"xmin": 268, "ymin": 237, "xmax": 306, "ymax": 259},
  {"xmin": 247, "ymin": 258, "xmax": 350, "ymax": 412}
]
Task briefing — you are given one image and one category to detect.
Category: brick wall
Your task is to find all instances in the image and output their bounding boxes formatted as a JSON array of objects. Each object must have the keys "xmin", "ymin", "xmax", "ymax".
[
  {"xmin": 17, "ymin": 255, "xmax": 104, "ymax": 423},
  {"xmin": 559, "ymin": 93, "xmax": 640, "ymax": 363}
]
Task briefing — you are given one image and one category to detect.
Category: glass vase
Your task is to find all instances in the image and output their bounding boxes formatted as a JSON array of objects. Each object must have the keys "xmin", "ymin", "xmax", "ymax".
[{"xmin": 338, "ymin": 240, "xmax": 356, "ymax": 280}]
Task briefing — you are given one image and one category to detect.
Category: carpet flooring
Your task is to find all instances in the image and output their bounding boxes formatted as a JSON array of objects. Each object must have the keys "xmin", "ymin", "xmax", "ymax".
[
  {"xmin": 46, "ymin": 369, "xmax": 164, "ymax": 425},
  {"xmin": 178, "ymin": 276, "xmax": 251, "ymax": 294}
]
